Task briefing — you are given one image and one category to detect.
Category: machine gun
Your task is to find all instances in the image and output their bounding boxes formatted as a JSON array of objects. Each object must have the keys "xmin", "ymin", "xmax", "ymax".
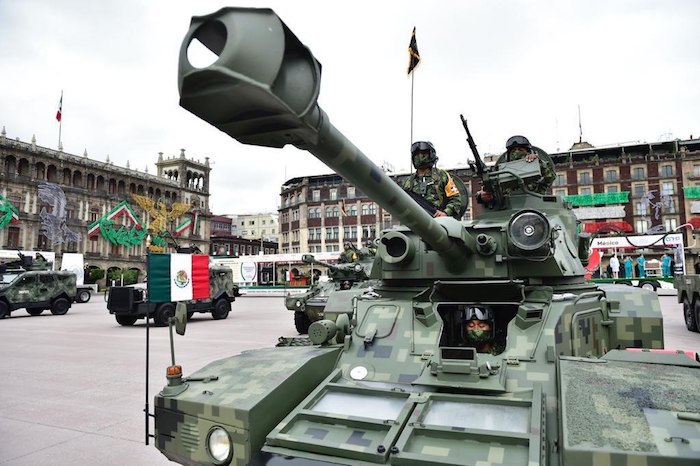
[{"xmin": 460, "ymin": 114, "xmax": 486, "ymax": 177}]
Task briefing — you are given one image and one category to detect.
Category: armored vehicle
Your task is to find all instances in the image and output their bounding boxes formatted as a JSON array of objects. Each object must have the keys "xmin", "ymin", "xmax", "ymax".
[
  {"xmin": 0, "ymin": 253, "xmax": 76, "ymax": 318},
  {"xmin": 107, "ymin": 263, "xmax": 236, "ymax": 327},
  {"xmin": 285, "ymin": 250, "xmax": 378, "ymax": 334},
  {"xmin": 152, "ymin": 7, "xmax": 700, "ymax": 466},
  {"xmin": 674, "ymin": 273, "xmax": 700, "ymax": 332}
]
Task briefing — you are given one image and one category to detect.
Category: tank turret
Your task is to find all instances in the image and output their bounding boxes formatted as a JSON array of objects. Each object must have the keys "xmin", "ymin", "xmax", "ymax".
[{"xmin": 152, "ymin": 8, "xmax": 699, "ymax": 466}]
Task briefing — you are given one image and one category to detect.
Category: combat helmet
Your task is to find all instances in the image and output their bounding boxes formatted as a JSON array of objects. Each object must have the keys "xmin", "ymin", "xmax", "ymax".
[{"xmin": 411, "ymin": 140, "xmax": 438, "ymax": 169}]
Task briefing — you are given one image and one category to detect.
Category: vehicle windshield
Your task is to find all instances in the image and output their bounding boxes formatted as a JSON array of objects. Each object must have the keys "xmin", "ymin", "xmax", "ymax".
[{"xmin": 0, "ymin": 272, "xmax": 22, "ymax": 285}]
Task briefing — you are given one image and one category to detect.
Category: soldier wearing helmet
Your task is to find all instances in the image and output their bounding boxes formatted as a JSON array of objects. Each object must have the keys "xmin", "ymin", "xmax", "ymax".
[
  {"xmin": 477, "ymin": 135, "xmax": 556, "ymax": 205},
  {"xmin": 402, "ymin": 141, "xmax": 463, "ymax": 219},
  {"xmin": 461, "ymin": 305, "xmax": 503, "ymax": 354}
]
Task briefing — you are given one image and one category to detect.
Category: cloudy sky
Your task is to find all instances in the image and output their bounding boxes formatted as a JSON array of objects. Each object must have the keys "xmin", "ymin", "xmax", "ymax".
[{"xmin": 1, "ymin": 0, "xmax": 698, "ymax": 214}]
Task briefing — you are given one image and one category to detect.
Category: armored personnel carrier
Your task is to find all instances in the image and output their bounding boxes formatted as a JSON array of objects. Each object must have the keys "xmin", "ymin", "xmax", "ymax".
[
  {"xmin": 152, "ymin": 7, "xmax": 700, "ymax": 466},
  {"xmin": 285, "ymin": 249, "xmax": 378, "ymax": 334},
  {"xmin": 0, "ymin": 252, "xmax": 76, "ymax": 318}
]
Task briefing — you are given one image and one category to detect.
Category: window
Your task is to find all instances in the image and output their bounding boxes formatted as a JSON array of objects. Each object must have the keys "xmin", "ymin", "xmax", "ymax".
[
  {"xmin": 604, "ymin": 170, "xmax": 618, "ymax": 182},
  {"xmin": 578, "ymin": 171, "xmax": 591, "ymax": 184},
  {"xmin": 348, "ymin": 205, "xmax": 357, "ymax": 216},
  {"xmin": 330, "ymin": 188, "xmax": 337, "ymax": 200},
  {"xmin": 37, "ymin": 233, "xmax": 49, "ymax": 250},
  {"xmin": 368, "ymin": 203, "xmax": 377, "ymax": 215},
  {"xmin": 312, "ymin": 190, "xmax": 320, "ymax": 202},
  {"xmin": 635, "ymin": 219, "xmax": 648, "ymax": 233},
  {"xmin": 554, "ymin": 174, "xmax": 566, "ymax": 187},
  {"xmin": 347, "ymin": 187, "xmax": 355, "ymax": 199},
  {"xmin": 553, "ymin": 188, "xmax": 567, "ymax": 198},
  {"xmin": 633, "ymin": 184, "xmax": 646, "ymax": 197},
  {"xmin": 632, "ymin": 167, "xmax": 645, "ymax": 180},
  {"xmin": 635, "ymin": 202, "xmax": 647, "ymax": 216},
  {"xmin": 660, "ymin": 165, "xmax": 674, "ymax": 177},
  {"xmin": 325, "ymin": 207, "xmax": 333, "ymax": 217},
  {"xmin": 332, "ymin": 207, "xmax": 339, "ymax": 217},
  {"xmin": 579, "ymin": 187, "xmax": 592, "ymax": 195},
  {"xmin": 361, "ymin": 204, "xmax": 370, "ymax": 215},
  {"xmin": 7, "ymin": 226, "xmax": 20, "ymax": 248},
  {"xmin": 664, "ymin": 218, "xmax": 678, "ymax": 231},
  {"xmin": 325, "ymin": 228, "xmax": 332, "ymax": 240},
  {"xmin": 605, "ymin": 185, "xmax": 619, "ymax": 193},
  {"xmin": 661, "ymin": 181, "xmax": 674, "ymax": 196},
  {"xmin": 693, "ymin": 164, "xmax": 700, "ymax": 177}
]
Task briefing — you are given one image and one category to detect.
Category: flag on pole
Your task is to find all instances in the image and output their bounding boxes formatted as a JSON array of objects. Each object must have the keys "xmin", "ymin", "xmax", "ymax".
[
  {"xmin": 55, "ymin": 92, "xmax": 63, "ymax": 122},
  {"xmin": 148, "ymin": 253, "xmax": 210, "ymax": 303},
  {"xmin": 407, "ymin": 27, "xmax": 421, "ymax": 75}
]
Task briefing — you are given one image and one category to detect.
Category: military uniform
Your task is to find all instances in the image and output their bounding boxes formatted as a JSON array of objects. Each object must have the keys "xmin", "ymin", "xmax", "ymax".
[
  {"xmin": 506, "ymin": 148, "xmax": 556, "ymax": 194},
  {"xmin": 402, "ymin": 168, "xmax": 463, "ymax": 218}
]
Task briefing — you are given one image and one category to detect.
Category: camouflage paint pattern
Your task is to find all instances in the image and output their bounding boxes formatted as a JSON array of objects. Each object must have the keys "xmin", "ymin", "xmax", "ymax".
[
  {"xmin": 285, "ymin": 252, "xmax": 379, "ymax": 329},
  {"xmin": 0, "ymin": 270, "xmax": 76, "ymax": 317},
  {"xmin": 151, "ymin": 7, "xmax": 699, "ymax": 466}
]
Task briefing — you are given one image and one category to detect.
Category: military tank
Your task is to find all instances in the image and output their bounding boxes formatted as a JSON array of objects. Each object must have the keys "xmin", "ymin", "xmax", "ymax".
[
  {"xmin": 285, "ymin": 248, "xmax": 378, "ymax": 334},
  {"xmin": 153, "ymin": 7, "xmax": 700, "ymax": 465}
]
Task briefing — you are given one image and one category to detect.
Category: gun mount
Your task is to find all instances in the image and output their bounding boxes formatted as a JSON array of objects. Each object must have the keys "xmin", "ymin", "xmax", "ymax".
[{"xmin": 152, "ymin": 7, "xmax": 700, "ymax": 466}]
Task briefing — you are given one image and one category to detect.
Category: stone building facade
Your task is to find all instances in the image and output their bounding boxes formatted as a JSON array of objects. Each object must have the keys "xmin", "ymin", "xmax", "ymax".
[{"xmin": 0, "ymin": 130, "xmax": 211, "ymax": 282}]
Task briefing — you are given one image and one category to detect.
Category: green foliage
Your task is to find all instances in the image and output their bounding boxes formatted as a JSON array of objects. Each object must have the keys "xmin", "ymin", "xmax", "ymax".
[
  {"xmin": 89, "ymin": 268, "xmax": 105, "ymax": 282},
  {"xmin": 107, "ymin": 268, "xmax": 139, "ymax": 285}
]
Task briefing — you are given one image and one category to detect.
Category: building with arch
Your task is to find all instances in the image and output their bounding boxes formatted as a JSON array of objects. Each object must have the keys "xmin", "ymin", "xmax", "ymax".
[{"xmin": 0, "ymin": 129, "xmax": 211, "ymax": 284}]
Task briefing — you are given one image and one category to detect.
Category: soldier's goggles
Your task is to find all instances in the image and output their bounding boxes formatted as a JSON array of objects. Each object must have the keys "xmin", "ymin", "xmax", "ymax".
[
  {"xmin": 411, "ymin": 141, "xmax": 435, "ymax": 154},
  {"xmin": 505, "ymin": 136, "xmax": 532, "ymax": 150},
  {"xmin": 464, "ymin": 306, "xmax": 492, "ymax": 321}
]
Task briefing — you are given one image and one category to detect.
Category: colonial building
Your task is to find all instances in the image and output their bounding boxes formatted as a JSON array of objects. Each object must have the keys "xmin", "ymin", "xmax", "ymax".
[
  {"xmin": 278, "ymin": 137, "xmax": 700, "ymax": 264},
  {"xmin": 0, "ymin": 129, "xmax": 211, "ymax": 281}
]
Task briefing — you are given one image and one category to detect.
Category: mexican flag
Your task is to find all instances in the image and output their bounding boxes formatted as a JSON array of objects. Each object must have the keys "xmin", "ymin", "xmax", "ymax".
[{"xmin": 148, "ymin": 253, "xmax": 210, "ymax": 303}]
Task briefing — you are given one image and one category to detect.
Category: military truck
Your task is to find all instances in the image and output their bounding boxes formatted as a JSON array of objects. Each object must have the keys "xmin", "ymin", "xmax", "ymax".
[
  {"xmin": 285, "ymin": 251, "xmax": 378, "ymax": 333},
  {"xmin": 150, "ymin": 8, "xmax": 699, "ymax": 466},
  {"xmin": 106, "ymin": 263, "xmax": 236, "ymax": 327},
  {"xmin": 0, "ymin": 258, "xmax": 77, "ymax": 319},
  {"xmin": 674, "ymin": 274, "xmax": 700, "ymax": 332}
]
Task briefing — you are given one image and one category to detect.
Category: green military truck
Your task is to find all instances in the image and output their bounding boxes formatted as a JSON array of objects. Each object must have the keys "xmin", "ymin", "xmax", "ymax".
[
  {"xmin": 106, "ymin": 264, "xmax": 237, "ymax": 326},
  {"xmin": 0, "ymin": 269, "xmax": 77, "ymax": 319},
  {"xmin": 674, "ymin": 274, "xmax": 700, "ymax": 332}
]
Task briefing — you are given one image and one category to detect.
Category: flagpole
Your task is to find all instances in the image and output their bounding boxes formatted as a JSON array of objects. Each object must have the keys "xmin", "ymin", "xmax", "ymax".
[
  {"xmin": 410, "ymin": 72, "xmax": 414, "ymax": 171},
  {"xmin": 57, "ymin": 90, "xmax": 63, "ymax": 150}
]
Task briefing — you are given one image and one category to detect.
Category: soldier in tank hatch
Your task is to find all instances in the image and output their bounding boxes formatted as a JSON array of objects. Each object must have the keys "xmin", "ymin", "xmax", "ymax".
[
  {"xmin": 461, "ymin": 305, "xmax": 504, "ymax": 355},
  {"xmin": 402, "ymin": 141, "xmax": 463, "ymax": 219},
  {"xmin": 477, "ymin": 135, "xmax": 556, "ymax": 205}
]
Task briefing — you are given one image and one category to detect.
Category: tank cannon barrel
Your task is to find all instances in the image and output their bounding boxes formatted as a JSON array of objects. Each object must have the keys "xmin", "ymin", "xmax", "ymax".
[{"xmin": 177, "ymin": 7, "xmax": 472, "ymax": 264}]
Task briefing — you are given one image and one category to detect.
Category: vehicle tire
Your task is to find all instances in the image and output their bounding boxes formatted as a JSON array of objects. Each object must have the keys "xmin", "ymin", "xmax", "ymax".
[
  {"xmin": 212, "ymin": 299, "xmax": 230, "ymax": 320},
  {"xmin": 0, "ymin": 301, "xmax": 9, "ymax": 319},
  {"xmin": 294, "ymin": 311, "xmax": 312, "ymax": 334},
  {"xmin": 27, "ymin": 309, "xmax": 44, "ymax": 316},
  {"xmin": 154, "ymin": 304, "xmax": 175, "ymax": 327},
  {"xmin": 639, "ymin": 281, "xmax": 658, "ymax": 291},
  {"xmin": 77, "ymin": 290, "xmax": 91, "ymax": 303},
  {"xmin": 115, "ymin": 315, "xmax": 138, "ymax": 326},
  {"xmin": 683, "ymin": 298, "xmax": 700, "ymax": 332},
  {"xmin": 50, "ymin": 297, "xmax": 70, "ymax": 315}
]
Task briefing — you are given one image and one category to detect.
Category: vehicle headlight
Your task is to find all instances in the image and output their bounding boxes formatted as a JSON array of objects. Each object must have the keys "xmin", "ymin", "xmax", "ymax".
[
  {"xmin": 295, "ymin": 300, "xmax": 302, "ymax": 308},
  {"xmin": 207, "ymin": 427, "xmax": 232, "ymax": 463},
  {"xmin": 508, "ymin": 210, "xmax": 550, "ymax": 252},
  {"xmin": 354, "ymin": 264, "xmax": 362, "ymax": 272}
]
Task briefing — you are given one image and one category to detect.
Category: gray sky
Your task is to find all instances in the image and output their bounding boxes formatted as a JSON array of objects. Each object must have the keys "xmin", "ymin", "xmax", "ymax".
[{"xmin": 1, "ymin": 0, "xmax": 699, "ymax": 214}]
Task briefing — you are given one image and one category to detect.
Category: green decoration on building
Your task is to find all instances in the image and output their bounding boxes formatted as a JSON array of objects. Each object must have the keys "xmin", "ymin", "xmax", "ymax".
[
  {"xmin": 0, "ymin": 194, "xmax": 20, "ymax": 229},
  {"xmin": 87, "ymin": 200, "xmax": 148, "ymax": 248},
  {"xmin": 683, "ymin": 186, "xmax": 700, "ymax": 199},
  {"xmin": 564, "ymin": 191, "xmax": 630, "ymax": 207}
]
